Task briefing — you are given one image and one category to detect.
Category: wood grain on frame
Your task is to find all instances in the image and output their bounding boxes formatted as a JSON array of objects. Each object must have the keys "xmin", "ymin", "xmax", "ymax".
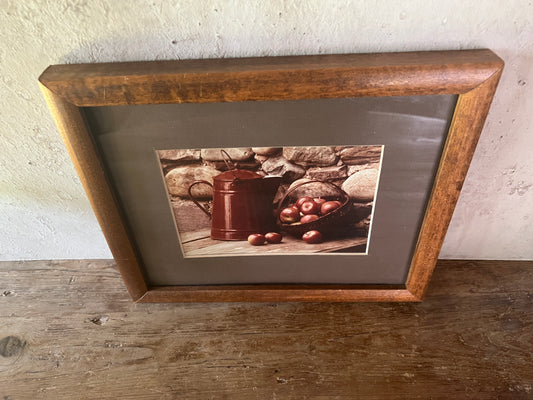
[
  {"xmin": 39, "ymin": 49, "xmax": 504, "ymax": 302},
  {"xmin": 406, "ymin": 70, "xmax": 503, "ymax": 300},
  {"xmin": 40, "ymin": 50, "xmax": 502, "ymax": 106},
  {"xmin": 39, "ymin": 84, "xmax": 148, "ymax": 301}
]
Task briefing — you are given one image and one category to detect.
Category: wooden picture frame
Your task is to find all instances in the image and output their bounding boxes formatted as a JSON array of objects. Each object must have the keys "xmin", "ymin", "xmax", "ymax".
[{"xmin": 39, "ymin": 49, "xmax": 503, "ymax": 302}]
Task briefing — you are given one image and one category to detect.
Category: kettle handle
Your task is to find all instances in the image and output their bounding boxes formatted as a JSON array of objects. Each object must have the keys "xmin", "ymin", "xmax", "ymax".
[{"xmin": 187, "ymin": 180, "xmax": 213, "ymax": 218}]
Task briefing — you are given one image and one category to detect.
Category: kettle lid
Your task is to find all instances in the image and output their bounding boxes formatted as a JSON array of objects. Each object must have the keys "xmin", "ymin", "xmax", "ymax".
[{"xmin": 214, "ymin": 168, "xmax": 263, "ymax": 182}]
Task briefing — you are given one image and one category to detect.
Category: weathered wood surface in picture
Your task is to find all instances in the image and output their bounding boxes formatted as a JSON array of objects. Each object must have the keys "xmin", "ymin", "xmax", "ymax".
[
  {"xmin": 1, "ymin": 259, "xmax": 532, "ymax": 399},
  {"xmin": 180, "ymin": 229, "xmax": 367, "ymax": 256}
]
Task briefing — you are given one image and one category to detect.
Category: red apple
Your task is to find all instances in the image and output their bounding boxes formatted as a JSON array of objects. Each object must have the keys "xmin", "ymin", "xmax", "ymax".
[
  {"xmin": 265, "ymin": 232, "xmax": 282, "ymax": 244},
  {"xmin": 248, "ymin": 233, "xmax": 266, "ymax": 246},
  {"xmin": 295, "ymin": 196, "xmax": 314, "ymax": 210},
  {"xmin": 320, "ymin": 200, "xmax": 342, "ymax": 215},
  {"xmin": 300, "ymin": 214, "xmax": 319, "ymax": 224},
  {"xmin": 302, "ymin": 230, "xmax": 322, "ymax": 244},
  {"xmin": 280, "ymin": 206, "xmax": 300, "ymax": 223},
  {"xmin": 300, "ymin": 200, "xmax": 321, "ymax": 215},
  {"xmin": 313, "ymin": 197, "xmax": 327, "ymax": 206}
]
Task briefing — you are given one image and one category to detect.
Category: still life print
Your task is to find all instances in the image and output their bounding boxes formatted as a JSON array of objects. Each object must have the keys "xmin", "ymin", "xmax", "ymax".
[{"xmin": 158, "ymin": 146, "xmax": 383, "ymax": 257}]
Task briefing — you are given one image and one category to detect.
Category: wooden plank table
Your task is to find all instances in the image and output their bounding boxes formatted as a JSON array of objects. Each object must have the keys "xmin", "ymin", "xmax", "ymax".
[
  {"xmin": 180, "ymin": 229, "xmax": 367, "ymax": 257},
  {"xmin": 1, "ymin": 260, "xmax": 532, "ymax": 399}
]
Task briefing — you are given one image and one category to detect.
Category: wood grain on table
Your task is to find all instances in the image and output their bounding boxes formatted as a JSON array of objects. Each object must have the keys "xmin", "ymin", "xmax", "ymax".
[{"xmin": 1, "ymin": 259, "xmax": 532, "ymax": 399}]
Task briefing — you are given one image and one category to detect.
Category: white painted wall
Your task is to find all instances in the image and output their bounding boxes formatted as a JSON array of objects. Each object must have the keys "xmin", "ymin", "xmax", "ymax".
[{"xmin": 1, "ymin": 0, "xmax": 532, "ymax": 260}]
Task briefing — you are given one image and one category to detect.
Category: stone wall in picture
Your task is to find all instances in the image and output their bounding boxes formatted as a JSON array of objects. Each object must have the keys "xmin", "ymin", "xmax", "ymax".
[{"xmin": 159, "ymin": 146, "xmax": 382, "ymax": 234}]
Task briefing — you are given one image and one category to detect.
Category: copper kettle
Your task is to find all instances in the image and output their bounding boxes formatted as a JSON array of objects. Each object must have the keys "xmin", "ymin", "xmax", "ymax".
[{"xmin": 188, "ymin": 151, "xmax": 282, "ymax": 241}]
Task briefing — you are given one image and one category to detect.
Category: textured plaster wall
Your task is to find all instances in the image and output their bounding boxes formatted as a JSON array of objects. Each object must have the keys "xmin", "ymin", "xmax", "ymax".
[{"xmin": 0, "ymin": 0, "xmax": 532, "ymax": 260}]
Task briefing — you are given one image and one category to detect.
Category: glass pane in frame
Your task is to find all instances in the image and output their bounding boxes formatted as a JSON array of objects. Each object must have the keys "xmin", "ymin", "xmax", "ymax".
[{"xmin": 84, "ymin": 94, "xmax": 457, "ymax": 286}]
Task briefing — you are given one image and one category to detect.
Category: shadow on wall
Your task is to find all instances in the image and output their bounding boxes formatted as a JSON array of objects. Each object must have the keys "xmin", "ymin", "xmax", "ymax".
[{"xmin": 57, "ymin": 33, "xmax": 281, "ymax": 65}]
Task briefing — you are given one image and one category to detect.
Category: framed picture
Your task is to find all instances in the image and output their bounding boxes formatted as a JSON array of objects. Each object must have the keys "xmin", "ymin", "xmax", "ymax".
[{"xmin": 39, "ymin": 49, "xmax": 503, "ymax": 302}]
